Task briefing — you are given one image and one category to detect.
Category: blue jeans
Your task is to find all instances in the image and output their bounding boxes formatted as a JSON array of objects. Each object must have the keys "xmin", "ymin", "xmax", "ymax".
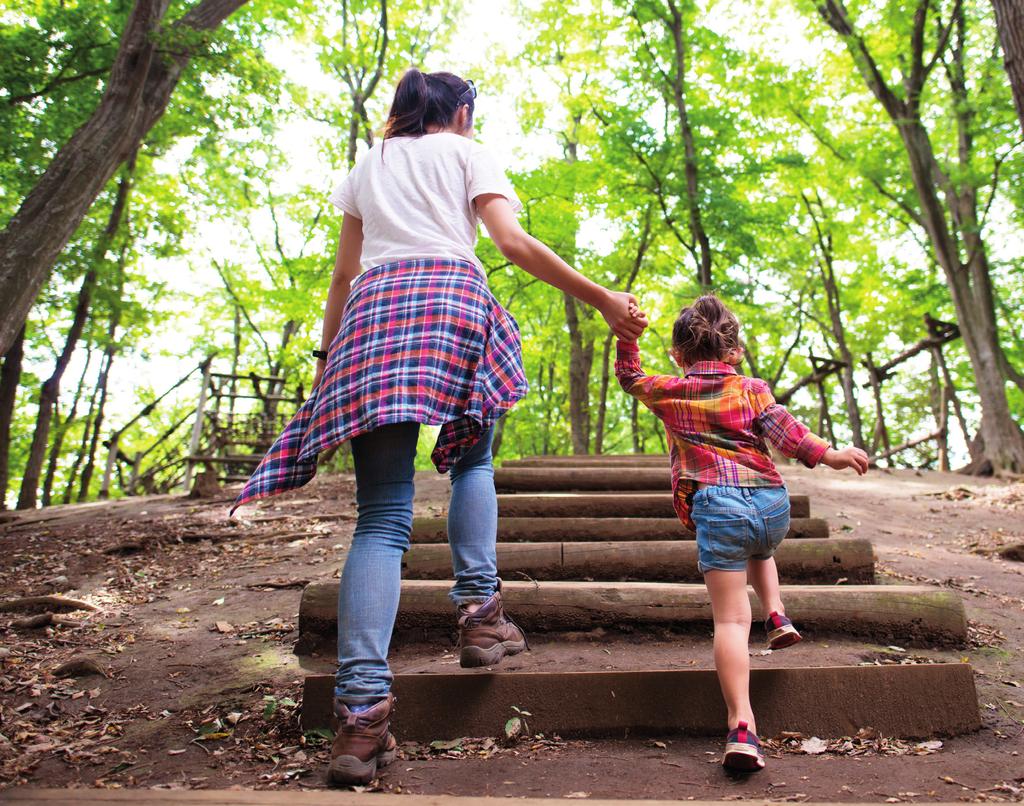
[
  {"xmin": 691, "ymin": 485, "xmax": 791, "ymax": 573},
  {"xmin": 334, "ymin": 421, "xmax": 499, "ymax": 703}
]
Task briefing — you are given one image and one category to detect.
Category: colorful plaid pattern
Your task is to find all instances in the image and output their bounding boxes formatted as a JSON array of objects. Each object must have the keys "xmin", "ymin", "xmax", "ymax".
[
  {"xmin": 615, "ymin": 340, "xmax": 830, "ymax": 530},
  {"xmin": 231, "ymin": 259, "xmax": 528, "ymax": 514}
]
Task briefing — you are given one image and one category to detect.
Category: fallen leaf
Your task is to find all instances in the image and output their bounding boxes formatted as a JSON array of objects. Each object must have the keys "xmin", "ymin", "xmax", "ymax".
[{"xmin": 800, "ymin": 737, "xmax": 828, "ymax": 755}]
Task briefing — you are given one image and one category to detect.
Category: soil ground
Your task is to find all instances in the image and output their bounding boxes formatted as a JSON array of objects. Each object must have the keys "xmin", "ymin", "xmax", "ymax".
[{"xmin": 1, "ymin": 465, "xmax": 1023, "ymax": 801}]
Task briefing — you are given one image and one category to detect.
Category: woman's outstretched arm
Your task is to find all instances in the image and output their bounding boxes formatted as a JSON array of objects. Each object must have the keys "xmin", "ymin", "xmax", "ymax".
[
  {"xmin": 314, "ymin": 214, "xmax": 364, "ymax": 389},
  {"xmin": 476, "ymin": 194, "xmax": 647, "ymax": 341}
]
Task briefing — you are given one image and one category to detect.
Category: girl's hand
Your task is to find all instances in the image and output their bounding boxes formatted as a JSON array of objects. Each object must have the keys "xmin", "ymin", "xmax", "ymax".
[
  {"xmin": 312, "ymin": 358, "xmax": 326, "ymax": 390},
  {"xmin": 603, "ymin": 291, "xmax": 647, "ymax": 341},
  {"xmin": 822, "ymin": 446, "xmax": 870, "ymax": 475}
]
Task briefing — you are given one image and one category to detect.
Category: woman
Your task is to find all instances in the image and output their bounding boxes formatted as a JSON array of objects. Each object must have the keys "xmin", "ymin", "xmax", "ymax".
[{"xmin": 232, "ymin": 68, "xmax": 646, "ymax": 785}]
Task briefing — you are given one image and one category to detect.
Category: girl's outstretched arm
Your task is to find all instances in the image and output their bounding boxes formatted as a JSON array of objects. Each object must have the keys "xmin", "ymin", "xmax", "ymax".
[
  {"xmin": 477, "ymin": 194, "xmax": 647, "ymax": 341},
  {"xmin": 314, "ymin": 214, "xmax": 363, "ymax": 389}
]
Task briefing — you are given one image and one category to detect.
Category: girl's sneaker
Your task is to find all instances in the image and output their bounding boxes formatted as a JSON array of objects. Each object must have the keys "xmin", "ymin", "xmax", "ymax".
[
  {"xmin": 723, "ymin": 721, "xmax": 765, "ymax": 771},
  {"xmin": 765, "ymin": 611, "xmax": 802, "ymax": 649}
]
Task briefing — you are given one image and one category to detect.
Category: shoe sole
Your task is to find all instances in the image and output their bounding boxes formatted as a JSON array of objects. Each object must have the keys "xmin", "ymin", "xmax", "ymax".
[
  {"xmin": 327, "ymin": 746, "xmax": 397, "ymax": 786},
  {"xmin": 460, "ymin": 639, "xmax": 528, "ymax": 668},
  {"xmin": 723, "ymin": 743, "xmax": 765, "ymax": 771},
  {"xmin": 768, "ymin": 624, "xmax": 802, "ymax": 650}
]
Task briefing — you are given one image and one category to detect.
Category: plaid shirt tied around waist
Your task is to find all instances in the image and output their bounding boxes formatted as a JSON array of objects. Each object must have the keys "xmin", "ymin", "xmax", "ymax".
[
  {"xmin": 614, "ymin": 340, "xmax": 830, "ymax": 530},
  {"xmin": 232, "ymin": 258, "xmax": 528, "ymax": 513}
]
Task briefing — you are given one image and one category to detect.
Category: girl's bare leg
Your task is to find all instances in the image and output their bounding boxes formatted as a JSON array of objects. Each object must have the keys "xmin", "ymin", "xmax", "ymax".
[
  {"xmin": 704, "ymin": 569, "xmax": 755, "ymax": 732},
  {"xmin": 747, "ymin": 556, "xmax": 785, "ymax": 620}
]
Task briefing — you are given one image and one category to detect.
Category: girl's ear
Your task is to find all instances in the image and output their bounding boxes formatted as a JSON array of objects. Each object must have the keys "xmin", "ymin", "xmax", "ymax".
[
  {"xmin": 724, "ymin": 346, "xmax": 744, "ymax": 365},
  {"xmin": 669, "ymin": 347, "xmax": 686, "ymax": 369},
  {"xmin": 456, "ymin": 105, "xmax": 473, "ymax": 136}
]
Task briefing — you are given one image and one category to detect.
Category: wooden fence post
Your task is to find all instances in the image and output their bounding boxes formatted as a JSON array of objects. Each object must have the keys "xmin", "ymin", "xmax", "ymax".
[{"xmin": 182, "ymin": 361, "xmax": 213, "ymax": 492}]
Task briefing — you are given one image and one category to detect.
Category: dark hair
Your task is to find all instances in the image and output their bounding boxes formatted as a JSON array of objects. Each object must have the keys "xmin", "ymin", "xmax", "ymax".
[
  {"xmin": 671, "ymin": 294, "xmax": 741, "ymax": 364},
  {"xmin": 383, "ymin": 69, "xmax": 474, "ymax": 139}
]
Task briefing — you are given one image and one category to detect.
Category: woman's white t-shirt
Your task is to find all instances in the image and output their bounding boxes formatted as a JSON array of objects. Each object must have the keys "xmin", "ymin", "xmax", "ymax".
[{"xmin": 329, "ymin": 132, "xmax": 523, "ymax": 271}]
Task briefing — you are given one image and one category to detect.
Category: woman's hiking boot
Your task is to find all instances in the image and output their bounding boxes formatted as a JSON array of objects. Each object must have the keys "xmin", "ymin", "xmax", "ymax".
[
  {"xmin": 327, "ymin": 693, "xmax": 397, "ymax": 786},
  {"xmin": 458, "ymin": 582, "xmax": 529, "ymax": 668}
]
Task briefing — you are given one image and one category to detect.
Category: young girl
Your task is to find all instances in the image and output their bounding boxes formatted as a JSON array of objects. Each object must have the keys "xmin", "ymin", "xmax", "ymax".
[
  {"xmin": 615, "ymin": 294, "xmax": 868, "ymax": 772},
  {"xmin": 232, "ymin": 69, "xmax": 646, "ymax": 786}
]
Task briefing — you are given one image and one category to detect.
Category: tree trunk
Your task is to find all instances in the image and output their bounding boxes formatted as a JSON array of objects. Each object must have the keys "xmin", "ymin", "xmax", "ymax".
[
  {"xmin": 820, "ymin": 0, "xmax": 1024, "ymax": 473},
  {"xmin": 993, "ymin": 0, "xmax": 1024, "ymax": 138},
  {"xmin": 594, "ymin": 331, "xmax": 615, "ymax": 455},
  {"xmin": 564, "ymin": 294, "xmax": 595, "ymax": 455},
  {"xmin": 0, "ymin": 0, "xmax": 250, "ymax": 356},
  {"xmin": 64, "ymin": 363, "xmax": 102, "ymax": 504},
  {"xmin": 16, "ymin": 268, "xmax": 97, "ymax": 509},
  {"xmin": 594, "ymin": 210, "xmax": 652, "ymax": 454},
  {"xmin": 77, "ymin": 346, "xmax": 115, "ymax": 501},
  {"xmin": 43, "ymin": 346, "xmax": 93, "ymax": 506},
  {"xmin": 665, "ymin": 0, "xmax": 712, "ymax": 287},
  {"xmin": 0, "ymin": 327, "xmax": 26, "ymax": 510},
  {"xmin": 77, "ymin": 251, "xmax": 125, "ymax": 502},
  {"xmin": 803, "ymin": 194, "xmax": 866, "ymax": 449},
  {"xmin": 631, "ymin": 397, "xmax": 641, "ymax": 453},
  {"xmin": 16, "ymin": 153, "xmax": 134, "ymax": 509}
]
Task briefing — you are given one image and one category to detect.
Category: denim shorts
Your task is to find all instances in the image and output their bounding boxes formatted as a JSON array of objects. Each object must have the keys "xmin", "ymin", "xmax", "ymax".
[{"xmin": 691, "ymin": 484, "xmax": 791, "ymax": 573}]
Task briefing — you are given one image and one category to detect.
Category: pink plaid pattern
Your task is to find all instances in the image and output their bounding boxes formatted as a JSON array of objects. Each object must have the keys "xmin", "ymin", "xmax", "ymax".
[
  {"xmin": 231, "ymin": 259, "xmax": 528, "ymax": 514},
  {"xmin": 615, "ymin": 340, "xmax": 830, "ymax": 529}
]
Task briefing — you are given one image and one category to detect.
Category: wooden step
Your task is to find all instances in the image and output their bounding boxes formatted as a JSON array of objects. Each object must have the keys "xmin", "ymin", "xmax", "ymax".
[
  {"xmin": 300, "ymin": 663, "xmax": 980, "ymax": 740},
  {"xmin": 498, "ymin": 492, "xmax": 812, "ymax": 519},
  {"xmin": 503, "ymin": 454, "xmax": 669, "ymax": 467},
  {"xmin": 410, "ymin": 516, "xmax": 830, "ymax": 543},
  {"xmin": 403, "ymin": 537, "xmax": 874, "ymax": 584},
  {"xmin": 495, "ymin": 466, "xmax": 723, "ymax": 491},
  {"xmin": 2, "ymin": 790, "xmax": 988, "ymax": 805},
  {"xmin": 297, "ymin": 580, "xmax": 968, "ymax": 647}
]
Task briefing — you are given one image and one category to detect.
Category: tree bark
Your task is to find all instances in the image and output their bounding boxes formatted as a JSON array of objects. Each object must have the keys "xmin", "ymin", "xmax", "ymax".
[
  {"xmin": 16, "ymin": 154, "xmax": 135, "ymax": 509},
  {"xmin": 993, "ymin": 0, "xmax": 1024, "ymax": 138},
  {"xmin": 819, "ymin": 0, "xmax": 1024, "ymax": 473},
  {"xmin": 77, "ymin": 345, "xmax": 116, "ymax": 501},
  {"xmin": 77, "ymin": 249, "xmax": 126, "ymax": 501},
  {"xmin": 43, "ymin": 346, "xmax": 93, "ymax": 506},
  {"xmin": 594, "ymin": 210, "xmax": 653, "ymax": 454},
  {"xmin": 802, "ymin": 193, "xmax": 866, "ymax": 449},
  {"xmin": 0, "ymin": 327, "xmax": 26, "ymax": 510},
  {"xmin": 663, "ymin": 0, "xmax": 712, "ymax": 287},
  {"xmin": 564, "ymin": 294, "xmax": 595, "ymax": 455},
  {"xmin": 0, "ymin": 0, "xmax": 250, "ymax": 356}
]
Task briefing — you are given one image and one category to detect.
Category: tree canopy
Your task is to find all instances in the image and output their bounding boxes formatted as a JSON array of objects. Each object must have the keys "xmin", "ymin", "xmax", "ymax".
[{"xmin": 2, "ymin": 0, "xmax": 1022, "ymax": 508}]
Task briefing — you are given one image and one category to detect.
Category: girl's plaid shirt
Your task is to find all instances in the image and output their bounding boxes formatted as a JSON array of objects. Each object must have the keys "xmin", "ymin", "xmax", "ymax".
[{"xmin": 614, "ymin": 340, "xmax": 830, "ymax": 530}]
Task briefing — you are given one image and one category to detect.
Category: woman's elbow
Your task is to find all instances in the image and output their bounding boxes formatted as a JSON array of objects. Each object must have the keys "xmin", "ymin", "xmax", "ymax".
[{"xmin": 495, "ymin": 232, "xmax": 533, "ymax": 265}]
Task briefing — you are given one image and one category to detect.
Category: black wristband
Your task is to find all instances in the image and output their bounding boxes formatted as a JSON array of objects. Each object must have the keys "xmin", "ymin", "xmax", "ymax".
[{"xmin": 312, "ymin": 350, "xmax": 328, "ymax": 360}]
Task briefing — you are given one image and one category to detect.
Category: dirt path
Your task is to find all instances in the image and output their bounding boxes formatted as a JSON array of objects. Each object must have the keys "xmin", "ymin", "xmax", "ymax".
[{"xmin": 1, "ymin": 466, "xmax": 1022, "ymax": 800}]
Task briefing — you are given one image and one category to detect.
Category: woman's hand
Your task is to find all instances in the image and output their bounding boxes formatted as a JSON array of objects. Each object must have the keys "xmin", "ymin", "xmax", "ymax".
[
  {"xmin": 601, "ymin": 291, "xmax": 648, "ymax": 341},
  {"xmin": 821, "ymin": 446, "xmax": 870, "ymax": 475},
  {"xmin": 312, "ymin": 358, "xmax": 326, "ymax": 391}
]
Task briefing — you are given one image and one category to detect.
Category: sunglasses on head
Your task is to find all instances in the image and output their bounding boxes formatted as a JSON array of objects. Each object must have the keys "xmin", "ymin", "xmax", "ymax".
[{"xmin": 458, "ymin": 79, "xmax": 477, "ymax": 105}]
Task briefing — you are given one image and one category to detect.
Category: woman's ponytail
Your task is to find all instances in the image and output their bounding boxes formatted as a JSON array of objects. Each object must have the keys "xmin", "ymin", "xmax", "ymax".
[
  {"xmin": 383, "ymin": 69, "xmax": 430, "ymax": 139},
  {"xmin": 382, "ymin": 69, "xmax": 474, "ymax": 140}
]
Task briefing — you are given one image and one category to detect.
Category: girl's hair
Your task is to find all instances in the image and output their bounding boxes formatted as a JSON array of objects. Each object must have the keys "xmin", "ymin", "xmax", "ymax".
[
  {"xmin": 383, "ymin": 69, "xmax": 474, "ymax": 139},
  {"xmin": 672, "ymin": 294, "xmax": 741, "ymax": 364}
]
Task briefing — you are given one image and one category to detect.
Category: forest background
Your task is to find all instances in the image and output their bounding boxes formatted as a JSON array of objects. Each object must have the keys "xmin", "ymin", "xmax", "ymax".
[{"xmin": 1, "ymin": 0, "xmax": 1023, "ymax": 510}]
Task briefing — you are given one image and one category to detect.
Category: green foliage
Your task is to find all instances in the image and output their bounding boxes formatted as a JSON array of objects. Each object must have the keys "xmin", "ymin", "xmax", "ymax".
[{"xmin": 3, "ymin": 0, "xmax": 1024, "ymax": 507}]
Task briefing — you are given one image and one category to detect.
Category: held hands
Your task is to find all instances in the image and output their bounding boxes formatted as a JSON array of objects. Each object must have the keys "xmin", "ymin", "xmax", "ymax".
[
  {"xmin": 600, "ymin": 291, "xmax": 649, "ymax": 341},
  {"xmin": 822, "ymin": 446, "xmax": 870, "ymax": 475},
  {"xmin": 601, "ymin": 291, "xmax": 648, "ymax": 341}
]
